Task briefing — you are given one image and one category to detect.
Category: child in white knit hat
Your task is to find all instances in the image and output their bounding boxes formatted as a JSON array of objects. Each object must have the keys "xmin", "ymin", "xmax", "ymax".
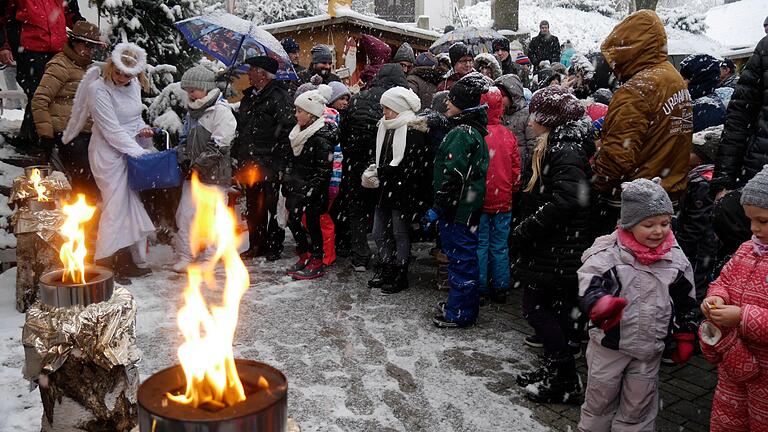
[
  {"xmin": 364, "ymin": 86, "xmax": 428, "ymax": 294},
  {"xmin": 284, "ymin": 85, "xmax": 337, "ymax": 280},
  {"xmin": 577, "ymin": 178, "xmax": 698, "ymax": 431}
]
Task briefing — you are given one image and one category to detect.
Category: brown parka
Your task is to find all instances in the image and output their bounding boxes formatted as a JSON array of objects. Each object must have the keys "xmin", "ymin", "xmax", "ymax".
[
  {"xmin": 593, "ymin": 10, "xmax": 693, "ymax": 203},
  {"xmin": 31, "ymin": 43, "xmax": 93, "ymax": 139}
]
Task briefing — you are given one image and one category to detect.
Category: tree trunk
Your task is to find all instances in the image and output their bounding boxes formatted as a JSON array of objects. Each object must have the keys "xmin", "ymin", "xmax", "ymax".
[
  {"xmin": 635, "ymin": 0, "xmax": 658, "ymax": 11},
  {"xmin": 493, "ymin": 0, "xmax": 519, "ymax": 31}
]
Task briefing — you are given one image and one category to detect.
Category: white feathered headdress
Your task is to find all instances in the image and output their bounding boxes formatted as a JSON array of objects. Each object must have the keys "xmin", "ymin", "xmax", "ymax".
[{"xmin": 111, "ymin": 42, "xmax": 147, "ymax": 76}]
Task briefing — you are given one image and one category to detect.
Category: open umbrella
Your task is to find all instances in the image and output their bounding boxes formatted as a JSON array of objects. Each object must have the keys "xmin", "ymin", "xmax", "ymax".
[
  {"xmin": 175, "ymin": 12, "xmax": 297, "ymax": 80},
  {"xmin": 429, "ymin": 27, "xmax": 505, "ymax": 57}
]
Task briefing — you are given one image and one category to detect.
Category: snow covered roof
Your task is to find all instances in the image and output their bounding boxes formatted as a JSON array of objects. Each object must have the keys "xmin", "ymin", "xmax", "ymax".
[
  {"xmin": 705, "ymin": 0, "xmax": 768, "ymax": 57},
  {"xmin": 260, "ymin": 6, "xmax": 440, "ymax": 41}
]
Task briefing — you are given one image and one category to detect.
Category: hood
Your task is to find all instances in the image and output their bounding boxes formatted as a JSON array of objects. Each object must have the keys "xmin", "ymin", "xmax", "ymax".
[
  {"xmin": 679, "ymin": 54, "xmax": 720, "ymax": 100},
  {"xmin": 371, "ymin": 63, "xmax": 408, "ymax": 90},
  {"xmin": 601, "ymin": 10, "xmax": 667, "ymax": 81},
  {"xmin": 360, "ymin": 34, "xmax": 392, "ymax": 65},
  {"xmin": 473, "ymin": 53, "xmax": 502, "ymax": 80},
  {"xmin": 549, "ymin": 116, "xmax": 596, "ymax": 159},
  {"xmin": 494, "ymin": 73, "xmax": 525, "ymax": 112},
  {"xmin": 410, "ymin": 66, "xmax": 445, "ymax": 85},
  {"xmin": 451, "ymin": 106, "xmax": 489, "ymax": 137},
  {"xmin": 481, "ymin": 87, "xmax": 504, "ymax": 125}
]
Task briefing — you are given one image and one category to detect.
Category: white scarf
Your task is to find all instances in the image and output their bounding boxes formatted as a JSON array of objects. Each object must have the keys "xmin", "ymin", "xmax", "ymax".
[
  {"xmin": 289, "ymin": 116, "xmax": 326, "ymax": 156},
  {"xmin": 375, "ymin": 110, "xmax": 416, "ymax": 167}
]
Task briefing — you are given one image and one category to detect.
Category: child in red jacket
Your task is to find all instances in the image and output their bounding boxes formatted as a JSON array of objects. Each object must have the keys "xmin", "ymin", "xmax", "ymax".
[
  {"xmin": 477, "ymin": 87, "xmax": 521, "ymax": 304},
  {"xmin": 700, "ymin": 165, "xmax": 768, "ymax": 432}
]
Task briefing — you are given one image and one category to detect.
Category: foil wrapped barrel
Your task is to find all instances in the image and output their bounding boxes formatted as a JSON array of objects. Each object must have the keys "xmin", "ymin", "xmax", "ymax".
[{"xmin": 138, "ymin": 360, "xmax": 288, "ymax": 432}]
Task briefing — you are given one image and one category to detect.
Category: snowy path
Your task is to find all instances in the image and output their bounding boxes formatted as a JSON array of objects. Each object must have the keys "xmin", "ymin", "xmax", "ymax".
[{"xmin": 0, "ymin": 243, "xmax": 548, "ymax": 431}]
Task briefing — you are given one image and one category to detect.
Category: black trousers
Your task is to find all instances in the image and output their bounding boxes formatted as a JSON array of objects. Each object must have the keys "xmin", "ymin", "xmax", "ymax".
[
  {"xmin": 15, "ymin": 51, "xmax": 54, "ymax": 148},
  {"xmin": 58, "ymin": 133, "xmax": 100, "ymax": 200},
  {"xmin": 286, "ymin": 193, "xmax": 324, "ymax": 258},
  {"xmin": 522, "ymin": 279, "xmax": 579, "ymax": 358},
  {"xmin": 245, "ymin": 180, "xmax": 284, "ymax": 255}
]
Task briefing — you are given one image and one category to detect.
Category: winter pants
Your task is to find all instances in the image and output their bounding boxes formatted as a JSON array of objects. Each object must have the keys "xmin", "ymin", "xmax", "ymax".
[
  {"xmin": 58, "ymin": 133, "xmax": 100, "ymax": 200},
  {"xmin": 578, "ymin": 340, "xmax": 661, "ymax": 432},
  {"xmin": 372, "ymin": 206, "xmax": 411, "ymax": 266},
  {"xmin": 15, "ymin": 51, "xmax": 53, "ymax": 147},
  {"xmin": 175, "ymin": 180, "xmax": 228, "ymax": 261},
  {"xmin": 709, "ymin": 370, "xmax": 768, "ymax": 431},
  {"xmin": 477, "ymin": 212, "xmax": 511, "ymax": 294},
  {"xmin": 348, "ymin": 187, "xmax": 375, "ymax": 267},
  {"xmin": 245, "ymin": 179, "xmax": 284, "ymax": 256},
  {"xmin": 286, "ymin": 193, "xmax": 324, "ymax": 259},
  {"xmin": 439, "ymin": 219, "xmax": 480, "ymax": 326},
  {"xmin": 522, "ymin": 278, "xmax": 578, "ymax": 357}
]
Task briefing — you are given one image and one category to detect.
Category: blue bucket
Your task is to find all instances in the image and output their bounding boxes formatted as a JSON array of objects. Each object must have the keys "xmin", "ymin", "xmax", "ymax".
[{"xmin": 127, "ymin": 148, "xmax": 181, "ymax": 192}]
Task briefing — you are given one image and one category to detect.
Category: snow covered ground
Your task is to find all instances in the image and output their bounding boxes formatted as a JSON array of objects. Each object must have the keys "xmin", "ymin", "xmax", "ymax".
[{"xmin": 0, "ymin": 243, "xmax": 549, "ymax": 431}]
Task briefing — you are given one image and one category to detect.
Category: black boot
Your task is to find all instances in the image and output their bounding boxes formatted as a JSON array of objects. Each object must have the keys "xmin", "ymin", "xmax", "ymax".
[
  {"xmin": 115, "ymin": 248, "xmax": 152, "ymax": 278},
  {"xmin": 516, "ymin": 354, "xmax": 554, "ymax": 387},
  {"xmin": 368, "ymin": 263, "xmax": 393, "ymax": 288},
  {"xmin": 96, "ymin": 254, "xmax": 132, "ymax": 285},
  {"xmin": 523, "ymin": 354, "xmax": 583, "ymax": 404},
  {"xmin": 382, "ymin": 265, "xmax": 408, "ymax": 294}
]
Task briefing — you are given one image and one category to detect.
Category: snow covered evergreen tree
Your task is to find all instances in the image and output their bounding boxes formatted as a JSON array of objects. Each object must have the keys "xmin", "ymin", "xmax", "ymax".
[
  {"xmin": 96, "ymin": 0, "xmax": 203, "ymax": 71},
  {"xmin": 200, "ymin": 0, "xmax": 318, "ymax": 24}
]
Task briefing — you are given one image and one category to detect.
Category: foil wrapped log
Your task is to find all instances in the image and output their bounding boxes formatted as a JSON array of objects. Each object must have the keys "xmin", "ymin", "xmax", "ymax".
[
  {"xmin": 8, "ymin": 170, "xmax": 71, "ymax": 206},
  {"xmin": 23, "ymin": 287, "xmax": 140, "ymax": 431}
]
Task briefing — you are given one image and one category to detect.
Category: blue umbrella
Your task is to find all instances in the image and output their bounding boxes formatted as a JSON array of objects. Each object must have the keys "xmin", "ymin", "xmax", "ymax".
[{"xmin": 175, "ymin": 12, "xmax": 297, "ymax": 80}]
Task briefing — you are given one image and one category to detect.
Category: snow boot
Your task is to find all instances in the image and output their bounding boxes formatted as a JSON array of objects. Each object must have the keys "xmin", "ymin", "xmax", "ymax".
[
  {"xmin": 382, "ymin": 265, "xmax": 409, "ymax": 294},
  {"xmin": 292, "ymin": 258, "xmax": 325, "ymax": 280},
  {"xmin": 286, "ymin": 252, "xmax": 311, "ymax": 275},
  {"xmin": 368, "ymin": 263, "xmax": 394, "ymax": 288},
  {"xmin": 516, "ymin": 354, "xmax": 554, "ymax": 387},
  {"xmin": 115, "ymin": 247, "xmax": 151, "ymax": 278},
  {"xmin": 96, "ymin": 255, "xmax": 131, "ymax": 285},
  {"xmin": 523, "ymin": 354, "xmax": 583, "ymax": 404},
  {"xmin": 524, "ymin": 335, "xmax": 544, "ymax": 348},
  {"xmin": 172, "ymin": 259, "xmax": 190, "ymax": 274}
]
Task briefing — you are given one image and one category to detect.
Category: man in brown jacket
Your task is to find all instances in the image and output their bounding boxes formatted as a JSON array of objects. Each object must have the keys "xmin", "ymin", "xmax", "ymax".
[
  {"xmin": 31, "ymin": 21, "xmax": 103, "ymax": 197},
  {"xmin": 592, "ymin": 10, "xmax": 693, "ymax": 235}
]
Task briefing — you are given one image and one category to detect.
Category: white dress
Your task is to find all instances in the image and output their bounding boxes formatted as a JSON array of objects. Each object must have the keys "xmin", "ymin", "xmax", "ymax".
[{"xmin": 88, "ymin": 77, "xmax": 155, "ymax": 260}]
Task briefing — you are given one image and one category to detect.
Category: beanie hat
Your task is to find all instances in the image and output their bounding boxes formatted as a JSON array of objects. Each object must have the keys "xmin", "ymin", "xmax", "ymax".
[
  {"xmin": 515, "ymin": 53, "xmax": 531, "ymax": 65},
  {"xmin": 620, "ymin": 178, "xmax": 674, "ymax": 229},
  {"xmin": 432, "ymin": 90, "xmax": 450, "ymax": 113},
  {"xmin": 719, "ymin": 58, "xmax": 736, "ymax": 73},
  {"xmin": 327, "ymin": 81, "xmax": 351, "ymax": 105},
  {"xmin": 294, "ymin": 84, "xmax": 332, "ymax": 118},
  {"xmin": 281, "ymin": 37, "xmax": 300, "ymax": 54},
  {"xmin": 415, "ymin": 52, "xmax": 437, "ymax": 67},
  {"xmin": 449, "ymin": 42, "xmax": 471, "ymax": 66},
  {"xmin": 585, "ymin": 102, "xmax": 608, "ymax": 122},
  {"xmin": 692, "ymin": 132, "xmax": 720, "ymax": 164},
  {"xmin": 244, "ymin": 55, "xmax": 279, "ymax": 74},
  {"xmin": 380, "ymin": 86, "xmax": 421, "ymax": 114},
  {"xmin": 680, "ymin": 54, "xmax": 720, "ymax": 99},
  {"xmin": 392, "ymin": 42, "xmax": 416, "ymax": 64},
  {"xmin": 540, "ymin": 20, "xmax": 550, "ymax": 27},
  {"xmin": 181, "ymin": 65, "xmax": 217, "ymax": 92},
  {"xmin": 311, "ymin": 45, "xmax": 333, "ymax": 64},
  {"xmin": 448, "ymin": 72, "xmax": 490, "ymax": 111},
  {"xmin": 529, "ymin": 86, "xmax": 585, "ymax": 128},
  {"xmin": 592, "ymin": 88, "xmax": 613, "ymax": 105},
  {"xmin": 492, "ymin": 37, "xmax": 510, "ymax": 53},
  {"xmin": 444, "ymin": 25, "xmax": 455, "ymax": 34},
  {"xmin": 741, "ymin": 165, "xmax": 768, "ymax": 208}
]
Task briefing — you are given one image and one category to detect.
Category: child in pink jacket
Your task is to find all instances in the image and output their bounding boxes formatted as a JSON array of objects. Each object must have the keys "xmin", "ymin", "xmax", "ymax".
[{"xmin": 700, "ymin": 165, "xmax": 768, "ymax": 432}]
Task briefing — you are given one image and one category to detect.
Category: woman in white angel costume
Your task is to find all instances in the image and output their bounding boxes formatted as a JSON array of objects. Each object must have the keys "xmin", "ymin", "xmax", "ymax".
[{"xmin": 63, "ymin": 42, "xmax": 156, "ymax": 282}]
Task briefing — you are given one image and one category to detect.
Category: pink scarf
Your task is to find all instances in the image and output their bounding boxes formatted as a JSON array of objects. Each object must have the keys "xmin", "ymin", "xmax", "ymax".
[
  {"xmin": 753, "ymin": 235, "xmax": 768, "ymax": 256},
  {"xmin": 616, "ymin": 229, "xmax": 676, "ymax": 265}
]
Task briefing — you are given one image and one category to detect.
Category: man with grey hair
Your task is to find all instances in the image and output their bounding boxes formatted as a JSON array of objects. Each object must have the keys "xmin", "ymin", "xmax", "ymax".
[{"xmin": 233, "ymin": 55, "xmax": 296, "ymax": 261}]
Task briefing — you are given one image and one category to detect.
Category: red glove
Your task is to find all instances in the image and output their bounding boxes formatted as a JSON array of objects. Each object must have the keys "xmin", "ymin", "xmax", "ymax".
[
  {"xmin": 671, "ymin": 333, "xmax": 696, "ymax": 364},
  {"xmin": 590, "ymin": 295, "xmax": 628, "ymax": 331}
]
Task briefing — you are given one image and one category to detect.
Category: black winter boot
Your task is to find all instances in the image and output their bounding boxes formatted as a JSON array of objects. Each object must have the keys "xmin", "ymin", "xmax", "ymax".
[
  {"xmin": 382, "ymin": 265, "xmax": 409, "ymax": 294},
  {"xmin": 523, "ymin": 354, "xmax": 583, "ymax": 404},
  {"xmin": 516, "ymin": 354, "xmax": 554, "ymax": 387},
  {"xmin": 96, "ymin": 254, "xmax": 132, "ymax": 285},
  {"xmin": 115, "ymin": 248, "xmax": 152, "ymax": 278},
  {"xmin": 368, "ymin": 263, "xmax": 393, "ymax": 288}
]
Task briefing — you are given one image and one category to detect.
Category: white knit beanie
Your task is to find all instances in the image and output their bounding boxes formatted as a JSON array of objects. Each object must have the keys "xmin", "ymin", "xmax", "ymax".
[
  {"xmin": 380, "ymin": 86, "xmax": 421, "ymax": 114},
  {"xmin": 294, "ymin": 84, "xmax": 332, "ymax": 118}
]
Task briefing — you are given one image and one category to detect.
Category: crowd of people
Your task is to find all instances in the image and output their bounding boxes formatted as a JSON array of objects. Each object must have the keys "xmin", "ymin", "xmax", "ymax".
[{"xmin": 3, "ymin": 1, "xmax": 768, "ymax": 429}]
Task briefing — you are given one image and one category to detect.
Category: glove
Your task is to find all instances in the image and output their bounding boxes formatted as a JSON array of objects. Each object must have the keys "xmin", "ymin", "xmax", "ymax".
[
  {"xmin": 361, "ymin": 163, "xmax": 379, "ymax": 189},
  {"xmin": 420, "ymin": 208, "xmax": 440, "ymax": 231},
  {"xmin": 670, "ymin": 333, "xmax": 696, "ymax": 364},
  {"xmin": 589, "ymin": 295, "xmax": 628, "ymax": 332}
]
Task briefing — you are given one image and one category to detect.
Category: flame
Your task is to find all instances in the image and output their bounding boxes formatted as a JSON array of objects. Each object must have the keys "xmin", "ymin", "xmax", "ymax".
[
  {"xmin": 59, "ymin": 194, "xmax": 96, "ymax": 284},
  {"xmin": 233, "ymin": 163, "xmax": 261, "ymax": 187},
  {"xmin": 29, "ymin": 168, "xmax": 50, "ymax": 202},
  {"xmin": 167, "ymin": 173, "xmax": 256, "ymax": 409}
]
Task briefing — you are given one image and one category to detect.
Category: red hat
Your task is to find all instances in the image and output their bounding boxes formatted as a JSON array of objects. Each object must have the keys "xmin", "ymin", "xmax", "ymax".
[
  {"xmin": 585, "ymin": 102, "xmax": 608, "ymax": 121},
  {"xmin": 515, "ymin": 54, "xmax": 531, "ymax": 66}
]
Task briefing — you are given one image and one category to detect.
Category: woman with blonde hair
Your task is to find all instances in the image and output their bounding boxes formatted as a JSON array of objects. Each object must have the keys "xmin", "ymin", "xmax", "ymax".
[{"xmin": 64, "ymin": 42, "xmax": 155, "ymax": 284}]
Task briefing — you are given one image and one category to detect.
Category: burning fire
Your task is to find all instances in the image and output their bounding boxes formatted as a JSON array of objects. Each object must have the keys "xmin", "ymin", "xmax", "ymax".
[
  {"xmin": 168, "ymin": 173, "xmax": 255, "ymax": 409},
  {"xmin": 59, "ymin": 194, "xmax": 95, "ymax": 284},
  {"xmin": 29, "ymin": 168, "xmax": 49, "ymax": 202},
  {"xmin": 233, "ymin": 163, "xmax": 261, "ymax": 187}
]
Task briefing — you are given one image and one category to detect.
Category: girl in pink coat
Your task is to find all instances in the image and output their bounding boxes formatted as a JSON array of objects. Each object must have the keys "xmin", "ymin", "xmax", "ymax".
[{"xmin": 700, "ymin": 165, "xmax": 768, "ymax": 432}]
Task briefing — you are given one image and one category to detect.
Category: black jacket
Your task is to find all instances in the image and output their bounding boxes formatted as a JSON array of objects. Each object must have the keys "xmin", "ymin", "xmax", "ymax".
[
  {"xmin": 339, "ymin": 64, "xmax": 408, "ymax": 178},
  {"xmin": 283, "ymin": 122, "xmax": 336, "ymax": 208},
  {"xmin": 297, "ymin": 68, "xmax": 340, "ymax": 86},
  {"xmin": 528, "ymin": 33, "xmax": 561, "ymax": 69},
  {"xmin": 232, "ymin": 80, "xmax": 296, "ymax": 177},
  {"xmin": 711, "ymin": 35, "xmax": 768, "ymax": 192},
  {"xmin": 512, "ymin": 118, "xmax": 594, "ymax": 286},
  {"xmin": 376, "ymin": 117, "xmax": 431, "ymax": 220}
]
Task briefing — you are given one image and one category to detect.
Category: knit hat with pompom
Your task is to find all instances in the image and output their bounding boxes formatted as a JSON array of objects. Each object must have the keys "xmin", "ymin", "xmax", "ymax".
[{"xmin": 294, "ymin": 84, "xmax": 332, "ymax": 118}]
